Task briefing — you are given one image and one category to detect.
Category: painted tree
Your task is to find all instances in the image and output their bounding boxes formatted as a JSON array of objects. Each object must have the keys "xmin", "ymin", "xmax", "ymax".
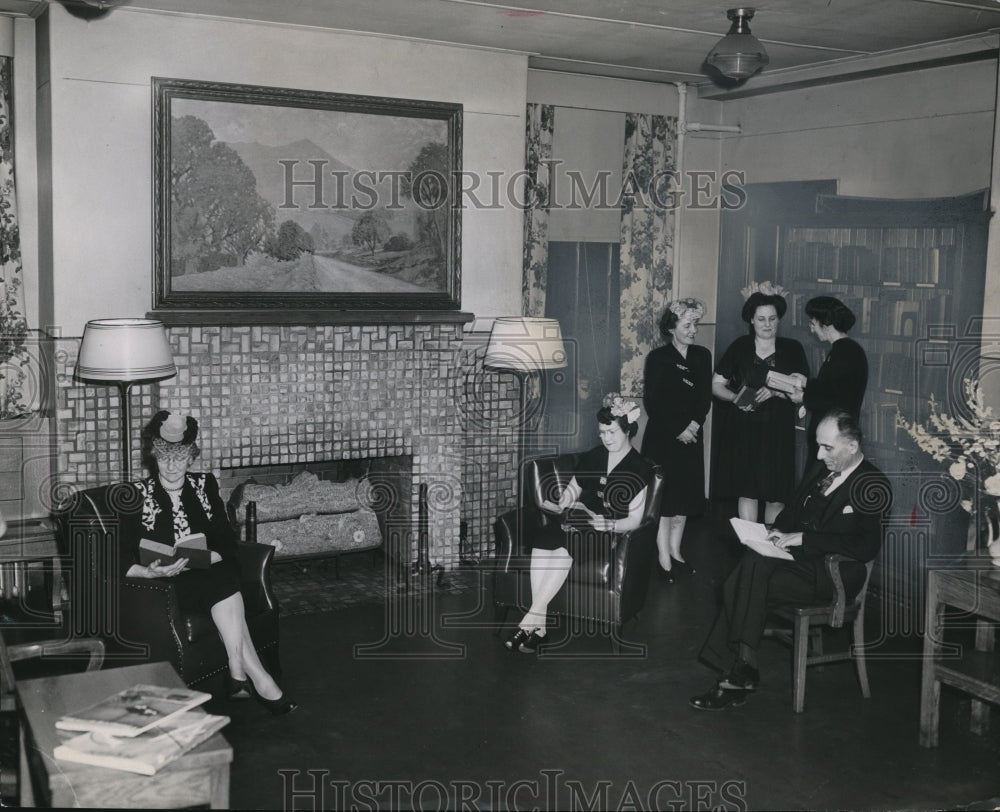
[
  {"xmin": 401, "ymin": 142, "xmax": 449, "ymax": 259},
  {"xmin": 170, "ymin": 115, "xmax": 274, "ymax": 274},
  {"xmin": 351, "ymin": 211, "xmax": 391, "ymax": 257}
]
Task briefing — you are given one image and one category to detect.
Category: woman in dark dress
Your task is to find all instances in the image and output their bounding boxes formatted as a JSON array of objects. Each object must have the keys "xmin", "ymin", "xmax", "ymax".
[
  {"xmin": 712, "ymin": 286, "xmax": 809, "ymax": 524},
  {"xmin": 120, "ymin": 410, "xmax": 297, "ymax": 714},
  {"xmin": 642, "ymin": 298, "xmax": 712, "ymax": 581},
  {"xmin": 504, "ymin": 394, "xmax": 653, "ymax": 654},
  {"xmin": 789, "ymin": 296, "xmax": 868, "ymax": 461}
]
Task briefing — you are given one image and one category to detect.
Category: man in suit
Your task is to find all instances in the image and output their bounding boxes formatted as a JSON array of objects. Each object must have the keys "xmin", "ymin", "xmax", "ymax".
[{"xmin": 690, "ymin": 409, "xmax": 892, "ymax": 710}]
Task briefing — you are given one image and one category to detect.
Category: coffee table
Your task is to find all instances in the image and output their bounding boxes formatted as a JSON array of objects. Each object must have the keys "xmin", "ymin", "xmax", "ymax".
[{"xmin": 16, "ymin": 661, "xmax": 232, "ymax": 808}]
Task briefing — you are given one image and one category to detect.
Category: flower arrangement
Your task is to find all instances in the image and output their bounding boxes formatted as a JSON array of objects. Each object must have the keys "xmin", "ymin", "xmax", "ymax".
[
  {"xmin": 740, "ymin": 280, "xmax": 787, "ymax": 300},
  {"xmin": 667, "ymin": 297, "xmax": 705, "ymax": 319},
  {"xmin": 897, "ymin": 378, "xmax": 1000, "ymax": 513},
  {"xmin": 603, "ymin": 392, "xmax": 641, "ymax": 425}
]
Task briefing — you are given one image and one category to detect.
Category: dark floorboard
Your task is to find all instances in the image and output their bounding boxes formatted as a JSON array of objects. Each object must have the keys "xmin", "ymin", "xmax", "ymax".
[{"xmin": 198, "ymin": 517, "xmax": 1000, "ymax": 810}]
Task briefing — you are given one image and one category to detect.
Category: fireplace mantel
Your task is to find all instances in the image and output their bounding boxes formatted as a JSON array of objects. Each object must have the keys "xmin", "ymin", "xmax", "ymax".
[{"xmin": 148, "ymin": 310, "xmax": 475, "ymax": 327}]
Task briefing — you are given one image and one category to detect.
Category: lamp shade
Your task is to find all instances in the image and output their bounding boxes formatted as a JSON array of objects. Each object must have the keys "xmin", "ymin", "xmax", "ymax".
[
  {"xmin": 484, "ymin": 317, "xmax": 567, "ymax": 372},
  {"xmin": 705, "ymin": 8, "xmax": 769, "ymax": 81},
  {"xmin": 75, "ymin": 318, "xmax": 176, "ymax": 382}
]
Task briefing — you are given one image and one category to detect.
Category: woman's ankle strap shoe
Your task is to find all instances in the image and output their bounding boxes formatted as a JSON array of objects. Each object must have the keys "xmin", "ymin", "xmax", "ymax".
[{"xmin": 256, "ymin": 692, "xmax": 299, "ymax": 715}]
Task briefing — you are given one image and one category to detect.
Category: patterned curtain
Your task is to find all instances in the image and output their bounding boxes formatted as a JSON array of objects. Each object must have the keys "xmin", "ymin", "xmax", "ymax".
[
  {"xmin": 522, "ymin": 103, "xmax": 554, "ymax": 317},
  {"xmin": 0, "ymin": 56, "xmax": 27, "ymax": 419},
  {"xmin": 619, "ymin": 113, "xmax": 676, "ymax": 397}
]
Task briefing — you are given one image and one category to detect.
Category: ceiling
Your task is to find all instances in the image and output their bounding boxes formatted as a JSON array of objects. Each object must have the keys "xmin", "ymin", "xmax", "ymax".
[{"xmin": 6, "ymin": 0, "xmax": 1000, "ymax": 94}]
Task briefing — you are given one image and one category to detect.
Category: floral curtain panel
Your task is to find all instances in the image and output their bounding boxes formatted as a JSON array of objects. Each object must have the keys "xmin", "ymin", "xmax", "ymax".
[
  {"xmin": 522, "ymin": 103, "xmax": 554, "ymax": 317},
  {"xmin": 0, "ymin": 56, "xmax": 27, "ymax": 419},
  {"xmin": 619, "ymin": 113, "xmax": 676, "ymax": 397}
]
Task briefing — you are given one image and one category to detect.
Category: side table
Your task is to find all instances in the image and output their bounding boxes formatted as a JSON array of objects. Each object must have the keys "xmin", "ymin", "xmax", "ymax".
[
  {"xmin": 919, "ymin": 554, "xmax": 1000, "ymax": 747},
  {"xmin": 17, "ymin": 660, "xmax": 232, "ymax": 807}
]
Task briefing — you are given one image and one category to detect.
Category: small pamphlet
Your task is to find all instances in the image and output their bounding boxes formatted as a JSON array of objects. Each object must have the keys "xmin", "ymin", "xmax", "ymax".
[
  {"xmin": 54, "ymin": 710, "xmax": 229, "ymax": 775},
  {"xmin": 56, "ymin": 684, "xmax": 212, "ymax": 738},
  {"xmin": 139, "ymin": 533, "xmax": 211, "ymax": 569},
  {"xmin": 729, "ymin": 517, "xmax": 794, "ymax": 561},
  {"xmin": 765, "ymin": 370, "xmax": 801, "ymax": 395}
]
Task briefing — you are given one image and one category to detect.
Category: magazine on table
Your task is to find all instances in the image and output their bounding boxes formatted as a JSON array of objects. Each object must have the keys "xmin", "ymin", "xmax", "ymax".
[
  {"xmin": 138, "ymin": 532, "xmax": 212, "ymax": 569},
  {"xmin": 54, "ymin": 710, "xmax": 229, "ymax": 775},
  {"xmin": 729, "ymin": 517, "xmax": 794, "ymax": 560},
  {"xmin": 55, "ymin": 684, "xmax": 212, "ymax": 737}
]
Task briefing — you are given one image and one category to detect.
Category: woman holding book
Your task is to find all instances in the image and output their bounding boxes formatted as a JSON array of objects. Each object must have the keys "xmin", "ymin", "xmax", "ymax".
[
  {"xmin": 503, "ymin": 394, "xmax": 654, "ymax": 654},
  {"xmin": 121, "ymin": 410, "xmax": 297, "ymax": 715},
  {"xmin": 641, "ymin": 298, "xmax": 712, "ymax": 582},
  {"xmin": 712, "ymin": 284, "xmax": 809, "ymax": 524},
  {"xmin": 788, "ymin": 296, "xmax": 868, "ymax": 461}
]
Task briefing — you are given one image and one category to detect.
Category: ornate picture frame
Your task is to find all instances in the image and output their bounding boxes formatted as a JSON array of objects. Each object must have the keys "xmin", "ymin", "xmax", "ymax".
[{"xmin": 152, "ymin": 77, "xmax": 463, "ymax": 314}]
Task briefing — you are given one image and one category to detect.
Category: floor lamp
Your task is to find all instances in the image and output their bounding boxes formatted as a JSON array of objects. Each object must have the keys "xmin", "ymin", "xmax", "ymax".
[
  {"xmin": 74, "ymin": 318, "xmax": 177, "ymax": 481},
  {"xmin": 484, "ymin": 317, "xmax": 568, "ymax": 503}
]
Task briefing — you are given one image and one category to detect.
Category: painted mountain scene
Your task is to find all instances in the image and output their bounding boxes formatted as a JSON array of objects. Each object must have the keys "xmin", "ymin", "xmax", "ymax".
[{"xmin": 166, "ymin": 95, "xmax": 457, "ymax": 299}]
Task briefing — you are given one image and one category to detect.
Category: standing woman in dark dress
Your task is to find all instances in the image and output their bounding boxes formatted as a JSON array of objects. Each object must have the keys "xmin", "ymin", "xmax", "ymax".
[
  {"xmin": 642, "ymin": 298, "xmax": 712, "ymax": 580},
  {"xmin": 789, "ymin": 296, "xmax": 868, "ymax": 461},
  {"xmin": 712, "ymin": 284, "xmax": 809, "ymax": 524}
]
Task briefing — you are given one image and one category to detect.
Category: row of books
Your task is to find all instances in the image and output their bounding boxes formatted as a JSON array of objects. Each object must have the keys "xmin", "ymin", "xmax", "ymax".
[
  {"xmin": 781, "ymin": 290, "xmax": 953, "ymax": 338},
  {"xmin": 781, "ymin": 241, "xmax": 956, "ymax": 286},
  {"xmin": 53, "ymin": 683, "xmax": 228, "ymax": 776}
]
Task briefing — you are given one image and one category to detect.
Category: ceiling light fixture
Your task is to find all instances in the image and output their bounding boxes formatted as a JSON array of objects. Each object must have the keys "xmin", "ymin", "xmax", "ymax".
[
  {"xmin": 56, "ymin": 0, "xmax": 131, "ymax": 20},
  {"xmin": 704, "ymin": 7, "xmax": 769, "ymax": 82}
]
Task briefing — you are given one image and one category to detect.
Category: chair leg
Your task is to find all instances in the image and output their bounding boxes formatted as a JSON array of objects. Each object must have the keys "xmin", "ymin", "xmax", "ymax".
[
  {"xmin": 792, "ymin": 616, "xmax": 810, "ymax": 713},
  {"xmin": 853, "ymin": 611, "xmax": 871, "ymax": 700}
]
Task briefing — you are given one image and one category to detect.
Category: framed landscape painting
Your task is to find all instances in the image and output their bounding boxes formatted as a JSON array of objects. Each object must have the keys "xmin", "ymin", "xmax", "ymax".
[{"xmin": 152, "ymin": 77, "xmax": 462, "ymax": 313}]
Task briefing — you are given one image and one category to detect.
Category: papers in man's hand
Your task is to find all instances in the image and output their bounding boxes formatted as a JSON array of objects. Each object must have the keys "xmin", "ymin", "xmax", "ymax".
[{"xmin": 729, "ymin": 518, "xmax": 794, "ymax": 560}]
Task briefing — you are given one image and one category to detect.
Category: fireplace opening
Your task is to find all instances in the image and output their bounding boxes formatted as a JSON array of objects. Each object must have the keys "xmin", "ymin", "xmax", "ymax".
[{"xmin": 221, "ymin": 456, "xmax": 413, "ymax": 571}]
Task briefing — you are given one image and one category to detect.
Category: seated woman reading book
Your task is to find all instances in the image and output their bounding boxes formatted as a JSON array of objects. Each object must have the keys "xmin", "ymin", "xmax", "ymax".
[{"xmin": 120, "ymin": 410, "xmax": 297, "ymax": 715}]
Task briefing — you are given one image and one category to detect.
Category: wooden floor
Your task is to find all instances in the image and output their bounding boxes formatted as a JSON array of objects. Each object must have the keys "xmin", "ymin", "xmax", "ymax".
[{"xmin": 205, "ymin": 516, "xmax": 1000, "ymax": 811}]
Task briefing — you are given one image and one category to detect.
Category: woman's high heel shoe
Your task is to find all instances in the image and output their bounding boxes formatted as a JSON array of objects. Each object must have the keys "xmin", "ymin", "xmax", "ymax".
[
  {"xmin": 227, "ymin": 676, "xmax": 252, "ymax": 701},
  {"xmin": 255, "ymin": 691, "xmax": 299, "ymax": 715}
]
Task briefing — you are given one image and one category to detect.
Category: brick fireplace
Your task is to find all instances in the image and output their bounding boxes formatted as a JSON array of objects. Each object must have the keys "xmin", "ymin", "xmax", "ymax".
[{"xmin": 52, "ymin": 316, "xmax": 519, "ymax": 568}]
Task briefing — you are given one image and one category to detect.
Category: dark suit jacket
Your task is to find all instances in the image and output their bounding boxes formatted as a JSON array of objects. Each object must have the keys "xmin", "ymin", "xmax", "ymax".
[{"xmin": 773, "ymin": 457, "xmax": 892, "ymax": 565}]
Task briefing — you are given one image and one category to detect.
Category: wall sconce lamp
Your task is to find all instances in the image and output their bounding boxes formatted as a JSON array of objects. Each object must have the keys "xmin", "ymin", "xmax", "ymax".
[
  {"xmin": 485, "ymin": 317, "xmax": 568, "ymax": 497},
  {"xmin": 705, "ymin": 7, "xmax": 769, "ymax": 83},
  {"xmin": 75, "ymin": 318, "xmax": 177, "ymax": 481}
]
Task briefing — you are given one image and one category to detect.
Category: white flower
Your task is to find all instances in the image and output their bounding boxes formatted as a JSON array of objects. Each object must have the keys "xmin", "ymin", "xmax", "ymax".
[
  {"xmin": 949, "ymin": 461, "xmax": 968, "ymax": 481},
  {"xmin": 984, "ymin": 473, "xmax": 1000, "ymax": 496}
]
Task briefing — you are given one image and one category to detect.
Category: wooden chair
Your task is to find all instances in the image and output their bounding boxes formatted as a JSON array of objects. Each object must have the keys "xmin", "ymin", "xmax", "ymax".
[{"xmin": 763, "ymin": 553, "xmax": 874, "ymax": 712}]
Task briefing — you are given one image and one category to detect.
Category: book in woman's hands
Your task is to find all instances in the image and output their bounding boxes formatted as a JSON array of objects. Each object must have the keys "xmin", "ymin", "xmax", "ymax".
[
  {"xmin": 139, "ymin": 533, "xmax": 211, "ymax": 569},
  {"xmin": 54, "ymin": 710, "xmax": 229, "ymax": 775},
  {"xmin": 765, "ymin": 370, "xmax": 800, "ymax": 394},
  {"xmin": 732, "ymin": 385, "xmax": 760, "ymax": 409},
  {"xmin": 55, "ymin": 684, "xmax": 212, "ymax": 737}
]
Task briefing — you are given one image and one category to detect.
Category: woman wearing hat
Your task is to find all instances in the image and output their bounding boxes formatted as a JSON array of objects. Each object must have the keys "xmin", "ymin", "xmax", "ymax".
[
  {"xmin": 641, "ymin": 298, "xmax": 712, "ymax": 582},
  {"xmin": 791, "ymin": 296, "xmax": 868, "ymax": 461},
  {"xmin": 503, "ymin": 393, "xmax": 654, "ymax": 654},
  {"xmin": 121, "ymin": 410, "xmax": 297, "ymax": 715},
  {"xmin": 712, "ymin": 284, "xmax": 809, "ymax": 524}
]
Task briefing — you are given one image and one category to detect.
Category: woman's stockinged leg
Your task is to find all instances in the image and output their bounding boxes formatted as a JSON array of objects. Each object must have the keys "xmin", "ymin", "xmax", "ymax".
[
  {"xmin": 655, "ymin": 517, "xmax": 672, "ymax": 571},
  {"xmin": 210, "ymin": 592, "xmax": 282, "ymax": 700},
  {"xmin": 521, "ymin": 547, "xmax": 573, "ymax": 633},
  {"xmin": 737, "ymin": 497, "xmax": 758, "ymax": 522},
  {"xmin": 668, "ymin": 515, "xmax": 687, "ymax": 562},
  {"xmin": 763, "ymin": 501, "xmax": 784, "ymax": 525}
]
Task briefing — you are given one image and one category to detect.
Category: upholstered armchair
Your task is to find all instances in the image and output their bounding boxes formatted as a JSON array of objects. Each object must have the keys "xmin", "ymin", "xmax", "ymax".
[
  {"xmin": 492, "ymin": 453, "xmax": 664, "ymax": 653},
  {"xmin": 51, "ymin": 484, "xmax": 281, "ymax": 687}
]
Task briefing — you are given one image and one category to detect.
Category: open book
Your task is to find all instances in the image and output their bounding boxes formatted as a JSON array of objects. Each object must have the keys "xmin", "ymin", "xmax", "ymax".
[
  {"xmin": 729, "ymin": 517, "xmax": 794, "ymax": 560},
  {"xmin": 56, "ymin": 684, "xmax": 211, "ymax": 738},
  {"xmin": 54, "ymin": 710, "xmax": 229, "ymax": 775},
  {"xmin": 139, "ymin": 533, "xmax": 211, "ymax": 569}
]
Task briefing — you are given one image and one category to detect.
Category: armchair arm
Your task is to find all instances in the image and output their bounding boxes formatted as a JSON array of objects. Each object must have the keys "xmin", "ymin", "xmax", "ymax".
[
  {"xmin": 237, "ymin": 541, "xmax": 277, "ymax": 614},
  {"xmin": 119, "ymin": 577, "xmax": 187, "ymax": 666}
]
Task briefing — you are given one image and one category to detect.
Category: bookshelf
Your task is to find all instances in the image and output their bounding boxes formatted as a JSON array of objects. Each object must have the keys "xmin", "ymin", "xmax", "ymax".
[{"xmin": 715, "ymin": 182, "xmax": 990, "ymax": 620}]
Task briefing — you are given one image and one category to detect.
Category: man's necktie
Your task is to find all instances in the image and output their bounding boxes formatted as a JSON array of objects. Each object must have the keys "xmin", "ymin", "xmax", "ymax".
[{"xmin": 814, "ymin": 470, "xmax": 838, "ymax": 495}]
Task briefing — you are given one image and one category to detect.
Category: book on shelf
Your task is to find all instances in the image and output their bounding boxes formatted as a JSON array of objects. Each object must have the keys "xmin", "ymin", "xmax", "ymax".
[
  {"xmin": 55, "ymin": 684, "xmax": 212, "ymax": 738},
  {"xmin": 139, "ymin": 532, "xmax": 211, "ymax": 569},
  {"xmin": 54, "ymin": 710, "xmax": 229, "ymax": 776}
]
